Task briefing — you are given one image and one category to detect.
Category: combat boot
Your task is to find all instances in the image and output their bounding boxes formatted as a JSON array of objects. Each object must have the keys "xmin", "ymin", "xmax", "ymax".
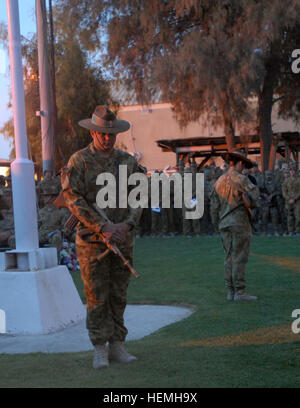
[
  {"xmin": 109, "ymin": 342, "xmax": 137, "ymax": 364},
  {"xmin": 234, "ymin": 291, "xmax": 258, "ymax": 301},
  {"xmin": 93, "ymin": 345, "xmax": 109, "ymax": 369},
  {"xmin": 226, "ymin": 289, "xmax": 235, "ymax": 301}
]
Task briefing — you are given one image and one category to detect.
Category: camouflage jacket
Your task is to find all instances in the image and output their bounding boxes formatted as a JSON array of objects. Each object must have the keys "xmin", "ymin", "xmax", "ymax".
[
  {"xmin": 36, "ymin": 177, "xmax": 61, "ymax": 201},
  {"xmin": 61, "ymin": 143, "xmax": 145, "ymax": 245},
  {"xmin": 252, "ymin": 172, "xmax": 264, "ymax": 189},
  {"xmin": 260, "ymin": 178, "xmax": 280, "ymax": 204},
  {"xmin": 282, "ymin": 177, "xmax": 300, "ymax": 203},
  {"xmin": 0, "ymin": 190, "xmax": 9, "ymax": 212},
  {"xmin": 210, "ymin": 167, "xmax": 259, "ymax": 230},
  {"xmin": 38, "ymin": 205, "xmax": 65, "ymax": 234},
  {"xmin": 0, "ymin": 209, "xmax": 14, "ymax": 232}
]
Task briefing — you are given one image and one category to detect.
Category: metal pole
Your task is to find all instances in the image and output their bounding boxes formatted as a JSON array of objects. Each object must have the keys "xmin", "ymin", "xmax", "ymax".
[
  {"xmin": 36, "ymin": 0, "xmax": 54, "ymax": 174},
  {"xmin": 48, "ymin": 0, "xmax": 58, "ymax": 165},
  {"xmin": 6, "ymin": 0, "xmax": 39, "ymax": 250}
]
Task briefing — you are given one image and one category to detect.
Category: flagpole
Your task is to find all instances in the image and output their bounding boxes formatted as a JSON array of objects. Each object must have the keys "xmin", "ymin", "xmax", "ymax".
[{"xmin": 6, "ymin": 0, "xmax": 39, "ymax": 251}]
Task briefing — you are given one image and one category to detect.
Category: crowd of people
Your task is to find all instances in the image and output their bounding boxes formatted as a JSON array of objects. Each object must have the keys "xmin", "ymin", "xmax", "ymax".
[
  {"xmin": 0, "ymin": 157, "xmax": 300, "ymax": 261},
  {"xmin": 0, "ymin": 170, "xmax": 79, "ymax": 271},
  {"xmin": 138, "ymin": 158, "xmax": 300, "ymax": 238}
]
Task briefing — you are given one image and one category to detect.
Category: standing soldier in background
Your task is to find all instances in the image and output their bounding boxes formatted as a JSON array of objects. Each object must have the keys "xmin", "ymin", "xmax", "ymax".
[
  {"xmin": 275, "ymin": 162, "xmax": 289, "ymax": 235},
  {"xmin": 0, "ymin": 187, "xmax": 15, "ymax": 248},
  {"xmin": 0, "ymin": 186, "xmax": 9, "ymax": 224},
  {"xmin": 210, "ymin": 150, "xmax": 259, "ymax": 301},
  {"xmin": 282, "ymin": 164, "xmax": 300, "ymax": 236},
  {"xmin": 38, "ymin": 184, "xmax": 67, "ymax": 260},
  {"xmin": 0, "ymin": 175, "xmax": 5, "ymax": 192},
  {"xmin": 136, "ymin": 174, "xmax": 151, "ymax": 237},
  {"xmin": 201, "ymin": 167, "xmax": 214, "ymax": 235},
  {"xmin": 182, "ymin": 165, "xmax": 201, "ymax": 237},
  {"xmin": 37, "ymin": 169, "xmax": 61, "ymax": 208},
  {"xmin": 251, "ymin": 163, "xmax": 264, "ymax": 233},
  {"xmin": 150, "ymin": 170, "xmax": 162, "ymax": 237},
  {"xmin": 161, "ymin": 168, "xmax": 176, "ymax": 237},
  {"xmin": 62, "ymin": 105, "xmax": 144, "ymax": 369},
  {"xmin": 251, "ymin": 163, "xmax": 264, "ymax": 188},
  {"xmin": 260, "ymin": 170, "xmax": 280, "ymax": 236}
]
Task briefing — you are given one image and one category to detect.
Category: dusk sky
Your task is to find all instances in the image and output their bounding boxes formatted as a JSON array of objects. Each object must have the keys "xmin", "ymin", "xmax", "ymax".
[{"xmin": 0, "ymin": 0, "xmax": 36, "ymax": 160}]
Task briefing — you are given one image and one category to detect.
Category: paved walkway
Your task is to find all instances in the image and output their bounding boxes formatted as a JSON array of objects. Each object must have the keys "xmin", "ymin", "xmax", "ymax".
[{"xmin": 0, "ymin": 304, "xmax": 193, "ymax": 354}]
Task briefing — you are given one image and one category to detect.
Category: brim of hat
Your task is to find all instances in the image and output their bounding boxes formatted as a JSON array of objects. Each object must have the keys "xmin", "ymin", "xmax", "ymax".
[
  {"xmin": 78, "ymin": 118, "xmax": 130, "ymax": 134},
  {"xmin": 221, "ymin": 152, "xmax": 255, "ymax": 169}
]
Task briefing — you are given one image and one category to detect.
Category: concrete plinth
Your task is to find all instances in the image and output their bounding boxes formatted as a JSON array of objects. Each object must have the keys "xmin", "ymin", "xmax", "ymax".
[
  {"xmin": 0, "ymin": 247, "xmax": 58, "ymax": 272},
  {"xmin": 0, "ymin": 265, "xmax": 85, "ymax": 334}
]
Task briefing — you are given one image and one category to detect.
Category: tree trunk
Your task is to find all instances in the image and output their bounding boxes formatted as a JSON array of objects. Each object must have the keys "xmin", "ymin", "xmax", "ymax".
[
  {"xmin": 221, "ymin": 97, "xmax": 236, "ymax": 152},
  {"xmin": 258, "ymin": 55, "xmax": 280, "ymax": 172}
]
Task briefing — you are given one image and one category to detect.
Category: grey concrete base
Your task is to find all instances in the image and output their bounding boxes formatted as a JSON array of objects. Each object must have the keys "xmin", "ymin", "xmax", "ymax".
[
  {"xmin": 0, "ymin": 304, "xmax": 193, "ymax": 354},
  {"xmin": 0, "ymin": 265, "xmax": 85, "ymax": 334}
]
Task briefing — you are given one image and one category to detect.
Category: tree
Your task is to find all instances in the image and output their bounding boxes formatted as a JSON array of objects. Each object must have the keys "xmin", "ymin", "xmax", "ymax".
[
  {"xmin": 105, "ymin": 0, "xmax": 300, "ymax": 169},
  {"xmin": 0, "ymin": 13, "xmax": 111, "ymax": 172},
  {"xmin": 104, "ymin": 0, "xmax": 262, "ymax": 152},
  {"xmin": 244, "ymin": 0, "xmax": 300, "ymax": 170},
  {"xmin": 50, "ymin": 1, "xmax": 261, "ymax": 152}
]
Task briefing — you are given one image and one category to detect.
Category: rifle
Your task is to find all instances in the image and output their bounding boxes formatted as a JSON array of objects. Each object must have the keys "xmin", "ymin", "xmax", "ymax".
[{"xmin": 54, "ymin": 192, "xmax": 139, "ymax": 278}]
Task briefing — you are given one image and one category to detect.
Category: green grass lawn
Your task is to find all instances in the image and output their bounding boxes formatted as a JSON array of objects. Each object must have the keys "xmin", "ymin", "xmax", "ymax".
[{"xmin": 1, "ymin": 235, "xmax": 300, "ymax": 388}]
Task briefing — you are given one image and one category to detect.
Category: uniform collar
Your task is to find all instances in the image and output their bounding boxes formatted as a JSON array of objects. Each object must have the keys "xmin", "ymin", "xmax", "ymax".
[{"xmin": 89, "ymin": 142, "xmax": 115, "ymax": 158}]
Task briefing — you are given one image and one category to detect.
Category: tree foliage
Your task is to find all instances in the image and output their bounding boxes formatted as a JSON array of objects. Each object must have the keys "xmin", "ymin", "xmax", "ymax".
[
  {"xmin": 105, "ymin": 0, "xmax": 300, "ymax": 167},
  {"xmin": 0, "ymin": 7, "xmax": 111, "ymax": 172},
  {"xmin": 1, "ymin": 1, "xmax": 300, "ymax": 171}
]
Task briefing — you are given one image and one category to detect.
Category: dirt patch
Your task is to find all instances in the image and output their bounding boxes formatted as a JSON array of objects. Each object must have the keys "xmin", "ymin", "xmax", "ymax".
[{"xmin": 180, "ymin": 324, "xmax": 300, "ymax": 347}]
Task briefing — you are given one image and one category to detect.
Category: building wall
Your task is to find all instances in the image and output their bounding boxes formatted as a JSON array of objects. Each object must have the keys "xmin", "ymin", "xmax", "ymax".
[{"xmin": 117, "ymin": 102, "xmax": 299, "ymax": 171}]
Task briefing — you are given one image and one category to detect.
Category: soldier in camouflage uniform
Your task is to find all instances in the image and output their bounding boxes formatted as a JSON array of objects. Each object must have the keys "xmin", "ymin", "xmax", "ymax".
[
  {"xmin": 38, "ymin": 184, "xmax": 66, "ymax": 259},
  {"xmin": 150, "ymin": 171, "xmax": 162, "ymax": 237},
  {"xmin": 0, "ymin": 175, "xmax": 5, "ymax": 192},
  {"xmin": 250, "ymin": 164, "xmax": 264, "ymax": 233},
  {"xmin": 0, "ymin": 185, "xmax": 9, "ymax": 216},
  {"xmin": 136, "ymin": 174, "xmax": 151, "ymax": 237},
  {"xmin": 260, "ymin": 170, "xmax": 280, "ymax": 236},
  {"xmin": 181, "ymin": 165, "xmax": 201, "ymax": 237},
  {"xmin": 0, "ymin": 188, "xmax": 15, "ymax": 248},
  {"xmin": 37, "ymin": 170, "xmax": 61, "ymax": 208},
  {"xmin": 282, "ymin": 165, "xmax": 300, "ymax": 236},
  {"xmin": 62, "ymin": 106, "xmax": 144, "ymax": 369},
  {"xmin": 274, "ymin": 162, "xmax": 288, "ymax": 235},
  {"xmin": 161, "ymin": 187, "xmax": 175, "ymax": 237},
  {"xmin": 201, "ymin": 167, "xmax": 214, "ymax": 235},
  {"xmin": 210, "ymin": 150, "xmax": 259, "ymax": 301}
]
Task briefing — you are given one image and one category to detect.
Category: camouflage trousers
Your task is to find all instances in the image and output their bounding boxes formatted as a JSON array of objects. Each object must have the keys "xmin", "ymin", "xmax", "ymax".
[
  {"xmin": 286, "ymin": 200, "xmax": 300, "ymax": 233},
  {"xmin": 151, "ymin": 210, "xmax": 162, "ymax": 236},
  {"xmin": 261, "ymin": 205, "xmax": 279, "ymax": 233},
  {"xmin": 182, "ymin": 207, "xmax": 200, "ymax": 236},
  {"xmin": 201, "ymin": 200, "xmax": 213, "ymax": 234},
  {"xmin": 161, "ymin": 207, "xmax": 175, "ymax": 235},
  {"xmin": 220, "ymin": 225, "xmax": 252, "ymax": 292},
  {"xmin": 76, "ymin": 242, "xmax": 132, "ymax": 346},
  {"xmin": 137, "ymin": 208, "xmax": 151, "ymax": 236}
]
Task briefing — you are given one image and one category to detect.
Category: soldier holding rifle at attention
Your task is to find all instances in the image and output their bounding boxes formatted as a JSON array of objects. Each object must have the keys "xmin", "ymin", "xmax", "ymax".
[
  {"xmin": 61, "ymin": 106, "xmax": 145, "ymax": 369},
  {"xmin": 210, "ymin": 150, "xmax": 260, "ymax": 302}
]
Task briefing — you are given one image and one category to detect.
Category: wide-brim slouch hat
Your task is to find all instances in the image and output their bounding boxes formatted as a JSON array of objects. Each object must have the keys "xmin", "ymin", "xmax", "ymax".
[{"xmin": 78, "ymin": 105, "xmax": 130, "ymax": 134}]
